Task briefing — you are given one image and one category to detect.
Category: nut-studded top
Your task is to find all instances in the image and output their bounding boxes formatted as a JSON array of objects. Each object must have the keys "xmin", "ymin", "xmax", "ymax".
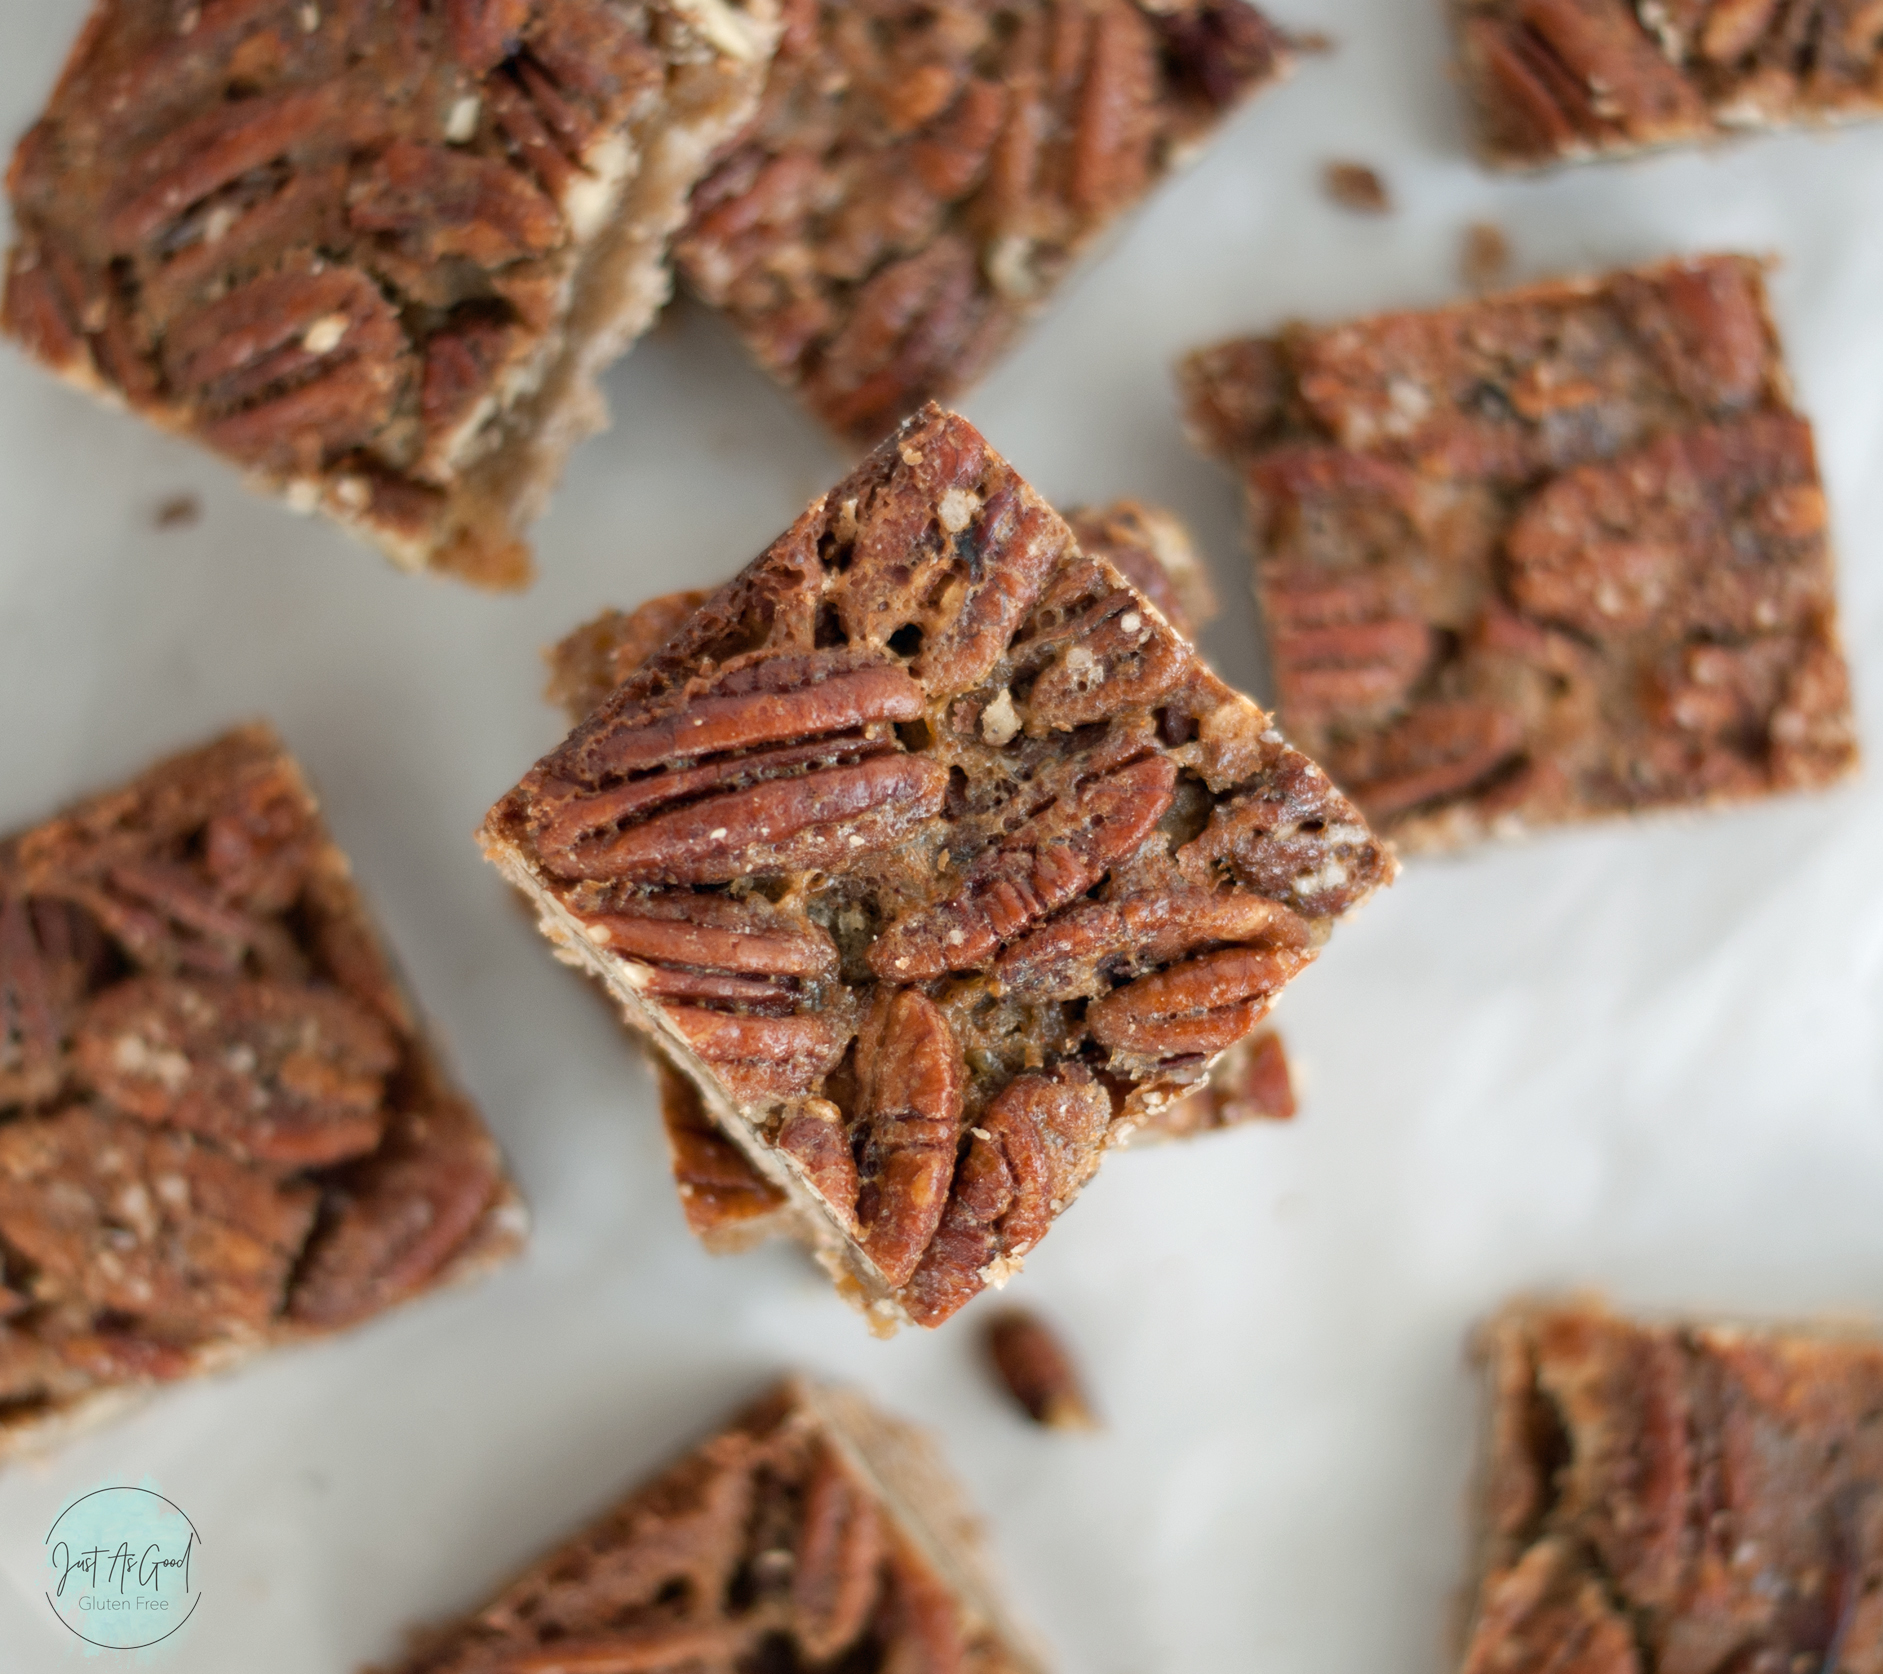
[
  {"xmin": 382, "ymin": 1380, "xmax": 1038, "ymax": 1674},
  {"xmin": 484, "ymin": 406, "xmax": 1390, "ymax": 1327},
  {"xmin": 1454, "ymin": 0, "xmax": 1883, "ymax": 170},
  {"xmin": 1182, "ymin": 255, "xmax": 1859, "ymax": 850},
  {"xmin": 2, "ymin": 0, "xmax": 771, "ymax": 585},
  {"xmin": 0, "ymin": 728, "xmax": 516, "ymax": 1437},
  {"xmin": 676, "ymin": 0, "xmax": 1292, "ymax": 445}
]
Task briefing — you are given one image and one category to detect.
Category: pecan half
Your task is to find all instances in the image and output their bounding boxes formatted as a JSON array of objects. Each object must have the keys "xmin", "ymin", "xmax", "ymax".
[
  {"xmin": 776, "ymin": 1100, "xmax": 860, "ymax": 1228},
  {"xmin": 1505, "ymin": 413, "xmax": 1826, "ymax": 639},
  {"xmin": 1272, "ymin": 617, "xmax": 1434, "ymax": 721},
  {"xmin": 993, "ymin": 889, "xmax": 1311, "ymax": 1001},
  {"xmin": 1464, "ymin": 0, "xmax": 1708, "ymax": 161},
  {"xmin": 350, "ymin": 139, "xmax": 563, "ymax": 267},
  {"xmin": 869, "ymin": 753, "xmax": 1177, "ymax": 981},
  {"xmin": 0, "ymin": 1105, "xmax": 318, "ymax": 1335},
  {"xmin": 163, "ymin": 263, "xmax": 410, "ymax": 475},
  {"xmin": 668, "ymin": 1008, "xmax": 856, "ymax": 1108},
  {"xmin": 792, "ymin": 1439, "xmax": 887, "ymax": 1660},
  {"xmin": 854, "ymin": 990, "xmax": 964, "ymax": 1289},
  {"xmin": 902, "ymin": 1067, "xmax": 1111, "ymax": 1327},
  {"xmin": 74, "ymin": 976, "xmax": 398, "ymax": 1168},
  {"xmin": 288, "ymin": 1097, "xmax": 501, "ymax": 1328},
  {"xmin": 1331, "ymin": 702, "xmax": 1528, "ymax": 820},
  {"xmin": 1088, "ymin": 944, "xmax": 1306, "ymax": 1061},
  {"xmin": 1, "ymin": 893, "xmax": 107, "ymax": 1108},
  {"xmin": 1177, "ymin": 750, "xmax": 1391, "ymax": 917},
  {"xmin": 531, "ymin": 652, "xmax": 948, "ymax": 883},
  {"xmin": 1016, "ymin": 563, "xmax": 1192, "ymax": 731}
]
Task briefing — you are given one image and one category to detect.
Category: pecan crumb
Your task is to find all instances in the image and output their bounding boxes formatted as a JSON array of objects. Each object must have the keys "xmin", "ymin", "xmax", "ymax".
[
  {"xmin": 1288, "ymin": 28, "xmax": 1336, "ymax": 53},
  {"xmin": 1461, "ymin": 222, "xmax": 1511, "ymax": 290},
  {"xmin": 1323, "ymin": 161, "xmax": 1392, "ymax": 215},
  {"xmin": 151, "ymin": 493, "xmax": 201, "ymax": 531},
  {"xmin": 986, "ymin": 1308, "xmax": 1100, "ymax": 1430}
]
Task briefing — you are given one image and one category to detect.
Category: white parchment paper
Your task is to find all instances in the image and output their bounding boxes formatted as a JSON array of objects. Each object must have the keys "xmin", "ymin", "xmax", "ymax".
[{"xmin": 1, "ymin": 1, "xmax": 1881, "ymax": 1669}]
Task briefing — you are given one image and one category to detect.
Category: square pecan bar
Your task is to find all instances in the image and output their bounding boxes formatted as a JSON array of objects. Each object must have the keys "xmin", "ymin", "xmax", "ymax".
[
  {"xmin": 2, "ymin": 0, "xmax": 777, "ymax": 588},
  {"xmin": 1464, "ymin": 1299, "xmax": 1883, "ymax": 1674},
  {"xmin": 482, "ymin": 405, "xmax": 1390, "ymax": 1329},
  {"xmin": 380, "ymin": 1377, "xmax": 1042, "ymax": 1674},
  {"xmin": 674, "ymin": 0, "xmax": 1293, "ymax": 445},
  {"xmin": 1181, "ymin": 254, "xmax": 1859, "ymax": 850},
  {"xmin": 545, "ymin": 500, "xmax": 1248, "ymax": 1259},
  {"xmin": 1454, "ymin": 0, "xmax": 1883, "ymax": 170},
  {"xmin": 0, "ymin": 727, "xmax": 523, "ymax": 1456}
]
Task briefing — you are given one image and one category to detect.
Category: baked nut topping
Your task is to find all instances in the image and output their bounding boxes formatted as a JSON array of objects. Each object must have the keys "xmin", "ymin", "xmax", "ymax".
[
  {"xmin": 1464, "ymin": 1300, "xmax": 1883, "ymax": 1674},
  {"xmin": 1453, "ymin": 0, "xmax": 1883, "ymax": 168},
  {"xmin": 486, "ymin": 406, "xmax": 1391, "ymax": 1329},
  {"xmin": 378, "ymin": 1379, "xmax": 1041, "ymax": 1674},
  {"xmin": 675, "ymin": 0, "xmax": 1292, "ymax": 444},
  {"xmin": 1182, "ymin": 254, "xmax": 1859, "ymax": 850},
  {"xmin": 3, "ymin": 0, "xmax": 777, "ymax": 587},
  {"xmin": 0, "ymin": 727, "xmax": 521, "ymax": 1447}
]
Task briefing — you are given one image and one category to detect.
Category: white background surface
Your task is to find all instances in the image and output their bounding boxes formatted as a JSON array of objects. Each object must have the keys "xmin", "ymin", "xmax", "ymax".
[{"xmin": 2, "ymin": 1, "xmax": 1882, "ymax": 1669}]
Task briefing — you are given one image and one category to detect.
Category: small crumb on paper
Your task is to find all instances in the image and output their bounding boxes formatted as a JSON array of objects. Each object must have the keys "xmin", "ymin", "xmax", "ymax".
[
  {"xmin": 1324, "ymin": 161, "xmax": 1392, "ymax": 215},
  {"xmin": 1462, "ymin": 221, "xmax": 1512, "ymax": 289},
  {"xmin": 152, "ymin": 494, "xmax": 201, "ymax": 531}
]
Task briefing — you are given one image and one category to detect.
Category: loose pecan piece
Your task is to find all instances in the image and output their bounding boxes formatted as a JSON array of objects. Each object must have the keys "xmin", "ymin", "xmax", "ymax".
[
  {"xmin": 0, "ymin": 1105, "xmax": 318, "ymax": 1335},
  {"xmin": 289, "ymin": 1098, "xmax": 501, "ymax": 1328},
  {"xmin": 74, "ymin": 976, "xmax": 398, "ymax": 1168},
  {"xmin": 854, "ymin": 990, "xmax": 964, "ymax": 1289},
  {"xmin": 792, "ymin": 1439, "xmax": 887, "ymax": 1660},
  {"xmin": 869, "ymin": 754, "xmax": 1177, "ymax": 981},
  {"xmin": 985, "ymin": 1308, "xmax": 1099, "ymax": 1429}
]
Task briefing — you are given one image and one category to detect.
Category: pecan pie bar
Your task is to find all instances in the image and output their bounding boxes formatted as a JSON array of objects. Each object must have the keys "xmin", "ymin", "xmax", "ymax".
[
  {"xmin": 1464, "ymin": 1299, "xmax": 1883, "ymax": 1674},
  {"xmin": 1454, "ymin": 0, "xmax": 1883, "ymax": 170},
  {"xmin": 2, "ymin": 0, "xmax": 777, "ymax": 588},
  {"xmin": 1181, "ymin": 254, "xmax": 1859, "ymax": 851},
  {"xmin": 380, "ymin": 1378, "xmax": 1042, "ymax": 1674},
  {"xmin": 549, "ymin": 500, "xmax": 1234, "ymax": 1259},
  {"xmin": 0, "ymin": 727, "xmax": 523, "ymax": 1456},
  {"xmin": 482, "ymin": 405, "xmax": 1391, "ymax": 1329},
  {"xmin": 674, "ymin": 0, "xmax": 1293, "ymax": 446}
]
